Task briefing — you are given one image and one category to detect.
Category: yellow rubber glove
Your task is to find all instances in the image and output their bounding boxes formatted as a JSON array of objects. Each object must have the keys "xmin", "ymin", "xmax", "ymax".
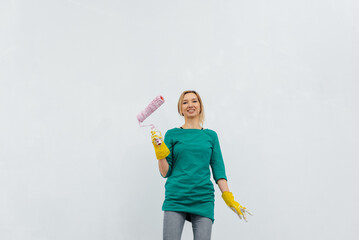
[
  {"xmin": 222, "ymin": 191, "xmax": 253, "ymax": 222},
  {"xmin": 151, "ymin": 130, "xmax": 170, "ymax": 160}
]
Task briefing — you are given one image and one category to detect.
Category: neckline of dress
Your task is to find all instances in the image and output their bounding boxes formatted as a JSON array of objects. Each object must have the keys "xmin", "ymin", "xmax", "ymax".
[{"xmin": 180, "ymin": 127, "xmax": 204, "ymax": 130}]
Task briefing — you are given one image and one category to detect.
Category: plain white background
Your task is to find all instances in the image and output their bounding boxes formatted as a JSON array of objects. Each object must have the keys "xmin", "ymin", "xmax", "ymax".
[{"xmin": 1, "ymin": 0, "xmax": 358, "ymax": 239}]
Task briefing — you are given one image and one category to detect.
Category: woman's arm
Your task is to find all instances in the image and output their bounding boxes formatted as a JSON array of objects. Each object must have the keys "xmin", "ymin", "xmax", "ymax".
[
  {"xmin": 158, "ymin": 158, "xmax": 169, "ymax": 177},
  {"xmin": 217, "ymin": 178, "xmax": 230, "ymax": 193}
]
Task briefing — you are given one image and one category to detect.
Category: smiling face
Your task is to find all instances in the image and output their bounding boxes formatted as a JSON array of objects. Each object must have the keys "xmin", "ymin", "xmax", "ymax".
[{"xmin": 181, "ymin": 92, "xmax": 201, "ymax": 118}]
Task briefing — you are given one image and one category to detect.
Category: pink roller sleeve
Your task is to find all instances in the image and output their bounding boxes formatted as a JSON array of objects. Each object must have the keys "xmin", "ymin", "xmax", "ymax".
[
  {"xmin": 137, "ymin": 95, "xmax": 165, "ymax": 125},
  {"xmin": 137, "ymin": 95, "xmax": 165, "ymax": 145}
]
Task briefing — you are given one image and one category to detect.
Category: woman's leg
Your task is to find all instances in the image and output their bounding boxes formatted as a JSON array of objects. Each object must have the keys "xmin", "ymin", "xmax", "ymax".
[
  {"xmin": 191, "ymin": 214, "xmax": 213, "ymax": 240},
  {"xmin": 163, "ymin": 211, "xmax": 186, "ymax": 240}
]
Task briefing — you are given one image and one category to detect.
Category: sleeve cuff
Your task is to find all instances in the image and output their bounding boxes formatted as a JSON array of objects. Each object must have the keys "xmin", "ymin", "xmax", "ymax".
[{"xmin": 215, "ymin": 177, "xmax": 227, "ymax": 184}]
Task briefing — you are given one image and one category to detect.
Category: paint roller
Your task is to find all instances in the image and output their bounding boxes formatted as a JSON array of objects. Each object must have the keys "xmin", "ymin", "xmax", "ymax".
[{"xmin": 137, "ymin": 95, "xmax": 165, "ymax": 145}]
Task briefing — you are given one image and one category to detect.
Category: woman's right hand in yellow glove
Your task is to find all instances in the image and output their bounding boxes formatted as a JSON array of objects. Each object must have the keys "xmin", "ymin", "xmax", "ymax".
[
  {"xmin": 151, "ymin": 130, "xmax": 170, "ymax": 160},
  {"xmin": 222, "ymin": 191, "xmax": 253, "ymax": 222}
]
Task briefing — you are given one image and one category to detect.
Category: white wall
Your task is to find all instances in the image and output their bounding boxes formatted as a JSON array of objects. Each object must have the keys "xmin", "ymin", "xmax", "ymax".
[{"xmin": 1, "ymin": 0, "xmax": 358, "ymax": 239}]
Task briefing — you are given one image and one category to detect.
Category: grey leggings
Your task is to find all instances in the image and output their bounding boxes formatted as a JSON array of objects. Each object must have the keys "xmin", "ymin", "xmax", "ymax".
[{"xmin": 163, "ymin": 211, "xmax": 213, "ymax": 240}]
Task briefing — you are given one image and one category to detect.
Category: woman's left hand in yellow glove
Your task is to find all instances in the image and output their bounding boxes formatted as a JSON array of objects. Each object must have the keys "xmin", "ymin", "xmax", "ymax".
[
  {"xmin": 222, "ymin": 191, "xmax": 253, "ymax": 222},
  {"xmin": 151, "ymin": 130, "xmax": 170, "ymax": 160}
]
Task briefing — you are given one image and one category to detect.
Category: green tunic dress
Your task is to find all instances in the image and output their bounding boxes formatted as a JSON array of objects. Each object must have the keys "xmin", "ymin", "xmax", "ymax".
[{"xmin": 161, "ymin": 127, "xmax": 227, "ymax": 224}]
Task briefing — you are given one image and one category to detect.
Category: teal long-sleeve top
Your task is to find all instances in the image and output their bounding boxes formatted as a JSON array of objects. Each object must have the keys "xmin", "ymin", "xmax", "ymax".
[{"xmin": 161, "ymin": 127, "xmax": 227, "ymax": 224}]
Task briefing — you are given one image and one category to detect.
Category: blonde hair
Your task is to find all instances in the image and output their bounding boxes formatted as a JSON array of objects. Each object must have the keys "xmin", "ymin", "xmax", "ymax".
[{"xmin": 177, "ymin": 90, "xmax": 205, "ymax": 127}]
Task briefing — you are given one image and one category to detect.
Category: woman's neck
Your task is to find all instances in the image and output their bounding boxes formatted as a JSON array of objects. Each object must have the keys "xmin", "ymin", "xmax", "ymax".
[{"xmin": 182, "ymin": 120, "xmax": 201, "ymax": 129}]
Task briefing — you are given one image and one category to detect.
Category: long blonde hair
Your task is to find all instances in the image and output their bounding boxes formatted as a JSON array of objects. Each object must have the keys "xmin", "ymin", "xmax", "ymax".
[{"xmin": 177, "ymin": 90, "xmax": 205, "ymax": 128}]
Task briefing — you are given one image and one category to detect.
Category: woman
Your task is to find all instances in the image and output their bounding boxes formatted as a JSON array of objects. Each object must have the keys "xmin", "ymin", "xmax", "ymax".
[{"xmin": 151, "ymin": 90, "xmax": 251, "ymax": 240}]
